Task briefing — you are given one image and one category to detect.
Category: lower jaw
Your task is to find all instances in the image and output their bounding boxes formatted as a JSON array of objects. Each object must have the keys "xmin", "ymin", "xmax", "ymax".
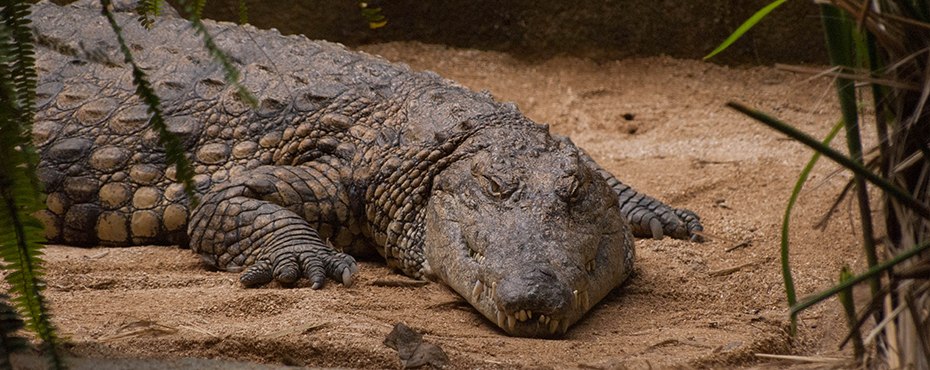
[
  {"xmin": 498, "ymin": 314, "xmax": 573, "ymax": 337},
  {"xmin": 470, "ymin": 295, "xmax": 578, "ymax": 337}
]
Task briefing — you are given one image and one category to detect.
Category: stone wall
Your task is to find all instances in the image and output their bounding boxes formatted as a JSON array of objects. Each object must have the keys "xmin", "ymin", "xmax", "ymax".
[{"xmin": 172, "ymin": 0, "xmax": 826, "ymax": 64}]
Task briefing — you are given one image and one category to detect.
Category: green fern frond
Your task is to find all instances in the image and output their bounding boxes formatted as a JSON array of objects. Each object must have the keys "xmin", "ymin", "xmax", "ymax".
[
  {"xmin": 358, "ymin": 1, "xmax": 386, "ymax": 29},
  {"xmin": 238, "ymin": 0, "xmax": 248, "ymax": 25},
  {"xmin": 192, "ymin": 0, "xmax": 206, "ymax": 20},
  {"xmin": 0, "ymin": 160, "xmax": 61, "ymax": 370},
  {"xmin": 137, "ymin": 0, "xmax": 165, "ymax": 29},
  {"xmin": 2, "ymin": 2, "xmax": 37, "ymax": 127},
  {"xmin": 0, "ymin": 4, "xmax": 64, "ymax": 368}
]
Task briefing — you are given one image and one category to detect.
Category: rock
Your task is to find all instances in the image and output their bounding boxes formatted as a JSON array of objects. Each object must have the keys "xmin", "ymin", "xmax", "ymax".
[{"xmin": 384, "ymin": 323, "xmax": 449, "ymax": 369}]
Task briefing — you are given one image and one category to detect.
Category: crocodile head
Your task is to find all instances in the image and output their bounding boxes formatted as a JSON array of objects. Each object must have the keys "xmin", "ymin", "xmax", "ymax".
[{"xmin": 423, "ymin": 124, "xmax": 634, "ymax": 337}]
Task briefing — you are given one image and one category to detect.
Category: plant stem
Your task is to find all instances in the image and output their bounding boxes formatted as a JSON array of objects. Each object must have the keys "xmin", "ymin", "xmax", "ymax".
[
  {"xmin": 790, "ymin": 240, "xmax": 930, "ymax": 315},
  {"xmin": 725, "ymin": 101, "xmax": 930, "ymax": 220},
  {"xmin": 819, "ymin": 3, "xmax": 881, "ymax": 306},
  {"xmin": 780, "ymin": 120, "xmax": 844, "ymax": 336}
]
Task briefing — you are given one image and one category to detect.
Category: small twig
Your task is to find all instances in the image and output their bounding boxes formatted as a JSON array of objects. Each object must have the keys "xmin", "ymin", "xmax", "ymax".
[
  {"xmin": 695, "ymin": 159, "xmax": 739, "ymax": 166},
  {"xmin": 725, "ymin": 240, "xmax": 751, "ymax": 253},
  {"xmin": 371, "ymin": 279, "xmax": 430, "ymax": 288},
  {"xmin": 265, "ymin": 322, "xmax": 328, "ymax": 339},
  {"xmin": 85, "ymin": 250, "xmax": 110, "ymax": 259},
  {"xmin": 688, "ymin": 230, "xmax": 731, "ymax": 243},
  {"xmin": 426, "ymin": 299, "xmax": 468, "ymax": 310},
  {"xmin": 709, "ymin": 262, "xmax": 756, "ymax": 277}
]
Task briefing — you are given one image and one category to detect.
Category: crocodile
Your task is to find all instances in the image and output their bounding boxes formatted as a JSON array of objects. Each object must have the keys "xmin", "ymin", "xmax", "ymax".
[{"xmin": 29, "ymin": 0, "xmax": 702, "ymax": 337}]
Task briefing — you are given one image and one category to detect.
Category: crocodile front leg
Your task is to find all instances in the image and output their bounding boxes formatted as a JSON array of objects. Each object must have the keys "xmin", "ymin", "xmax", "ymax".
[
  {"xmin": 188, "ymin": 163, "xmax": 360, "ymax": 288},
  {"xmin": 604, "ymin": 175, "xmax": 703, "ymax": 242},
  {"xmin": 556, "ymin": 135, "xmax": 703, "ymax": 241}
]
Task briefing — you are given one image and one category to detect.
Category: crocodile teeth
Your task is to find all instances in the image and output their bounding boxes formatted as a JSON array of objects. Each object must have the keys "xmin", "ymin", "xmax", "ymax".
[
  {"xmin": 572, "ymin": 289, "xmax": 590, "ymax": 310},
  {"xmin": 549, "ymin": 319, "xmax": 560, "ymax": 334},
  {"xmin": 507, "ymin": 315, "xmax": 516, "ymax": 331},
  {"xmin": 517, "ymin": 310, "xmax": 527, "ymax": 322},
  {"xmin": 497, "ymin": 310, "xmax": 506, "ymax": 328},
  {"xmin": 526, "ymin": 310, "xmax": 532, "ymax": 320},
  {"xmin": 490, "ymin": 282, "xmax": 497, "ymax": 300},
  {"xmin": 537, "ymin": 314, "xmax": 552, "ymax": 326},
  {"xmin": 585, "ymin": 260, "xmax": 596, "ymax": 272},
  {"xmin": 472, "ymin": 280, "xmax": 484, "ymax": 300}
]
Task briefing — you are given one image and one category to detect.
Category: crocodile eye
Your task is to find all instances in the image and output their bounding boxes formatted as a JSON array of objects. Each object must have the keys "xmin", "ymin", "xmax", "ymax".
[
  {"xmin": 480, "ymin": 175, "xmax": 515, "ymax": 199},
  {"xmin": 564, "ymin": 176, "xmax": 585, "ymax": 203},
  {"xmin": 568, "ymin": 178, "xmax": 580, "ymax": 201},
  {"xmin": 488, "ymin": 177, "xmax": 502, "ymax": 197}
]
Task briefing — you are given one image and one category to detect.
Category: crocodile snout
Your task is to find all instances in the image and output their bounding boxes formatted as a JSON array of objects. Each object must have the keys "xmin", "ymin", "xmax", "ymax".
[{"xmin": 497, "ymin": 267, "xmax": 573, "ymax": 317}]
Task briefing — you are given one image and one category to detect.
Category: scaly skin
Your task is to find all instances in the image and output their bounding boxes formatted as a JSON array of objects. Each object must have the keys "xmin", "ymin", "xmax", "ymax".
[{"xmin": 30, "ymin": 0, "xmax": 702, "ymax": 337}]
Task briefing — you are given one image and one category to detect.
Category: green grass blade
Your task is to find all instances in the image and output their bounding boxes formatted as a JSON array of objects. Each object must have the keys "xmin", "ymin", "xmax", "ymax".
[
  {"xmin": 725, "ymin": 101, "xmax": 930, "ymax": 219},
  {"xmin": 703, "ymin": 0, "xmax": 790, "ymax": 60},
  {"xmin": 780, "ymin": 119, "xmax": 843, "ymax": 336},
  {"xmin": 819, "ymin": 2, "xmax": 881, "ymax": 307},
  {"xmin": 838, "ymin": 266, "xmax": 865, "ymax": 360},
  {"xmin": 790, "ymin": 240, "xmax": 930, "ymax": 315}
]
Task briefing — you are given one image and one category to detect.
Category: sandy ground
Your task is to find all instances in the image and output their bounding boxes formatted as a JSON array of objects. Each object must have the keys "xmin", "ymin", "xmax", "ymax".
[{"xmin": 25, "ymin": 42, "xmax": 878, "ymax": 369}]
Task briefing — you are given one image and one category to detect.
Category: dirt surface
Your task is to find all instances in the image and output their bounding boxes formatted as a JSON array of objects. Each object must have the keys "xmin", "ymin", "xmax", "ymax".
[{"xmin": 31, "ymin": 42, "xmax": 875, "ymax": 369}]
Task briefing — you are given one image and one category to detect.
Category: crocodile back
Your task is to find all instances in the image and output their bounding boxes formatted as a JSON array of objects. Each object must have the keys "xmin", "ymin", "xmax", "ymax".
[{"xmin": 30, "ymin": 1, "xmax": 409, "ymax": 246}]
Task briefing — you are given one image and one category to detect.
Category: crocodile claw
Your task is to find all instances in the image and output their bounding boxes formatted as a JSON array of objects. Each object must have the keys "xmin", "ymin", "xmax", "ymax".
[
  {"xmin": 239, "ymin": 244, "xmax": 358, "ymax": 289},
  {"xmin": 622, "ymin": 196, "xmax": 703, "ymax": 242},
  {"xmin": 674, "ymin": 208, "xmax": 704, "ymax": 242}
]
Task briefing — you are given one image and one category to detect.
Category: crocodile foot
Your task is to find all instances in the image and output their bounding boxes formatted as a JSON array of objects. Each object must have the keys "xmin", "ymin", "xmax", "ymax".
[
  {"xmin": 618, "ymin": 188, "xmax": 703, "ymax": 242},
  {"xmin": 239, "ymin": 237, "xmax": 359, "ymax": 289}
]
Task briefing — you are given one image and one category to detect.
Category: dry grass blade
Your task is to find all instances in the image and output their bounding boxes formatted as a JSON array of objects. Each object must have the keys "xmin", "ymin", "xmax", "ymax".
[
  {"xmin": 178, "ymin": 324, "xmax": 219, "ymax": 339},
  {"xmin": 865, "ymin": 303, "xmax": 906, "ymax": 345},
  {"xmin": 775, "ymin": 63, "xmax": 921, "ymax": 90},
  {"xmin": 903, "ymin": 284, "xmax": 930, "ymax": 364},
  {"xmin": 753, "ymin": 353, "xmax": 848, "ymax": 363},
  {"xmin": 99, "ymin": 320, "xmax": 179, "ymax": 342}
]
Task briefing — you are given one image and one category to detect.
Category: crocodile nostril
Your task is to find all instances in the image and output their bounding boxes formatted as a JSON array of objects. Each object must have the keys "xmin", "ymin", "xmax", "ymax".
[{"xmin": 496, "ymin": 267, "xmax": 573, "ymax": 315}]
